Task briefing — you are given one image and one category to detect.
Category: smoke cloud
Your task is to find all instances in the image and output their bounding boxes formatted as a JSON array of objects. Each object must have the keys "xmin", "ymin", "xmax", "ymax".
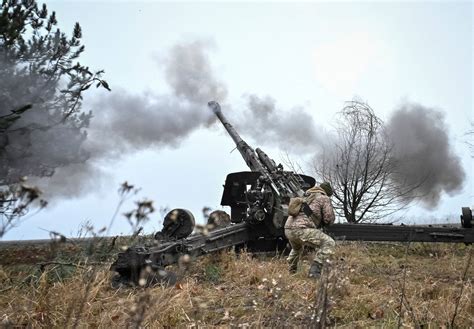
[
  {"xmin": 0, "ymin": 53, "xmax": 92, "ymax": 191},
  {"xmin": 33, "ymin": 163, "xmax": 110, "ymax": 199},
  {"xmin": 89, "ymin": 40, "xmax": 227, "ymax": 153},
  {"xmin": 34, "ymin": 40, "xmax": 228, "ymax": 199},
  {"xmin": 165, "ymin": 40, "xmax": 227, "ymax": 104},
  {"xmin": 14, "ymin": 40, "xmax": 465, "ymax": 209},
  {"xmin": 387, "ymin": 103, "xmax": 465, "ymax": 207},
  {"xmin": 239, "ymin": 94, "xmax": 323, "ymax": 153}
]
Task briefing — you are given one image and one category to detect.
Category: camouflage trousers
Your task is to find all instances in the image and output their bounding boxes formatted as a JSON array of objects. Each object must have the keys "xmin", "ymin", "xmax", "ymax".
[{"xmin": 285, "ymin": 228, "xmax": 335, "ymax": 268}]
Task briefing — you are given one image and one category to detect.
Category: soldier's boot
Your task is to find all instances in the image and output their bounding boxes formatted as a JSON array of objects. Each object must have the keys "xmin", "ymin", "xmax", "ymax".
[
  {"xmin": 308, "ymin": 261, "xmax": 323, "ymax": 279},
  {"xmin": 289, "ymin": 263, "xmax": 298, "ymax": 274}
]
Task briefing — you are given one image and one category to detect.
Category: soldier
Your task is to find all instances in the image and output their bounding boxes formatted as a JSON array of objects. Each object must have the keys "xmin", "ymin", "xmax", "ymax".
[{"xmin": 284, "ymin": 182, "xmax": 336, "ymax": 278}]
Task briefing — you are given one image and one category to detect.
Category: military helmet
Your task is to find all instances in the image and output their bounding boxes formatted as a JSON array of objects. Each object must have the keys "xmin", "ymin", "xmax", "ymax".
[{"xmin": 319, "ymin": 182, "xmax": 333, "ymax": 197}]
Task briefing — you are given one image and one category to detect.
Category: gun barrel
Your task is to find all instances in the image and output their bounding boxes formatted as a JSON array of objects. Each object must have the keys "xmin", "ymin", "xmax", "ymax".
[
  {"xmin": 208, "ymin": 101, "xmax": 244, "ymax": 146},
  {"xmin": 209, "ymin": 101, "xmax": 266, "ymax": 172}
]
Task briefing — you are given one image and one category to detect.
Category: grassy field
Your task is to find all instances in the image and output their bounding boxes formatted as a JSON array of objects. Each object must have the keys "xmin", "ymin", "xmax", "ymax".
[{"xmin": 0, "ymin": 239, "xmax": 472, "ymax": 328}]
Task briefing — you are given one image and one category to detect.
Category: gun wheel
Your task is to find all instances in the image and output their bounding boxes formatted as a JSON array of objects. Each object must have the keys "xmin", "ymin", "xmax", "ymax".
[
  {"xmin": 207, "ymin": 210, "xmax": 231, "ymax": 229},
  {"xmin": 461, "ymin": 207, "xmax": 472, "ymax": 228},
  {"xmin": 160, "ymin": 208, "xmax": 195, "ymax": 239},
  {"xmin": 110, "ymin": 274, "xmax": 134, "ymax": 289}
]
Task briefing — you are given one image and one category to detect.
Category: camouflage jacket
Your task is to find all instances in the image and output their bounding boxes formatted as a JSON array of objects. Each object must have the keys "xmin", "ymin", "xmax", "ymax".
[{"xmin": 284, "ymin": 187, "xmax": 335, "ymax": 229}]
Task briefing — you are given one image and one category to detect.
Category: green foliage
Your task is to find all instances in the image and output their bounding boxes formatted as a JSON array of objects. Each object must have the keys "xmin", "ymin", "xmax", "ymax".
[
  {"xmin": 0, "ymin": 0, "xmax": 110, "ymax": 238},
  {"xmin": 0, "ymin": 0, "xmax": 109, "ymax": 184}
]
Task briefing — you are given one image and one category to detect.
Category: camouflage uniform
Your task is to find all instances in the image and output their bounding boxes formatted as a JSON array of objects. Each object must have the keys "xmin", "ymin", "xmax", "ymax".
[{"xmin": 284, "ymin": 186, "xmax": 336, "ymax": 274}]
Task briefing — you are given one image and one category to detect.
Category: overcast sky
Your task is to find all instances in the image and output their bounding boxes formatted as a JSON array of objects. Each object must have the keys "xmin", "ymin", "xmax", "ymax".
[{"xmin": 4, "ymin": 1, "xmax": 473, "ymax": 240}]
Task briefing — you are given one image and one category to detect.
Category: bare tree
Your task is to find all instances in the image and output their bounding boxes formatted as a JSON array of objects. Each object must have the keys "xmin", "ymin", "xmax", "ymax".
[
  {"xmin": 466, "ymin": 122, "xmax": 474, "ymax": 157},
  {"xmin": 313, "ymin": 100, "xmax": 417, "ymax": 223}
]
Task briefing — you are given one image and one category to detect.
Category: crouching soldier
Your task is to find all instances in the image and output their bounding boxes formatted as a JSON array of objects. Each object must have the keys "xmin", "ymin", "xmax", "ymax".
[{"xmin": 284, "ymin": 182, "xmax": 336, "ymax": 278}]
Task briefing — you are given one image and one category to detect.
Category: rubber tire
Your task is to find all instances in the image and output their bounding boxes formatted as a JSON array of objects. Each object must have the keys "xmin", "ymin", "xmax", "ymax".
[
  {"xmin": 461, "ymin": 207, "xmax": 472, "ymax": 228},
  {"xmin": 161, "ymin": 208, "xmax": 195, "ymax": 239}
]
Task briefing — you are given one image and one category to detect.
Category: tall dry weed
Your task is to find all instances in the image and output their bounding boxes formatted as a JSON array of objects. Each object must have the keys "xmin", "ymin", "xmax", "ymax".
[{"xmin": 0, "ymin": 242, "xmax": 472, "ymax": 328}]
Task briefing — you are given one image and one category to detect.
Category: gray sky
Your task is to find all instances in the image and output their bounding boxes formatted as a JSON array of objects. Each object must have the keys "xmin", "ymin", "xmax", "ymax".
[{"xmin": 5, "ymin": 1, "xmax": 473, "ymax": 240}]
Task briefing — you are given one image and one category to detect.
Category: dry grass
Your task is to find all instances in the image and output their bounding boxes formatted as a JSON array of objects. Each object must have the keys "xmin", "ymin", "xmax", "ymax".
[{"xmin": 0, "ymin": 241, "xmax": 472, "ymax": 328}]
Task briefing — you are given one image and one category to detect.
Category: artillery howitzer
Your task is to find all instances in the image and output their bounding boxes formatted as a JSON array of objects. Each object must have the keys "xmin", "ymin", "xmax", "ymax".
[
  {"xmin": 111, "ymin": 102, "xmax": 474, "ymax": 286},
  {"xmin": 111, "ymin": 101, "xmax": 316, "ymax": 285}
]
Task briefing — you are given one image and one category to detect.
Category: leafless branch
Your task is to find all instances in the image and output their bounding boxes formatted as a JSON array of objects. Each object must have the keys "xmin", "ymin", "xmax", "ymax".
[
  {"xmin": 0, "ymin": 181, "xmax": 47, "ymax": 238},
  {"xmin": 465, "ymin": 122, "xmax": 474, "ymax": 157},
  {"xmin": 313, "ymin": 100, "xmax": 421, "ymax": 223}
]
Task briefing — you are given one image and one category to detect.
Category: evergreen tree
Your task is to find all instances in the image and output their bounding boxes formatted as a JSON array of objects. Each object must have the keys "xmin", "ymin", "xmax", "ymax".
[
  {"xmin": 0, "ymin": 0, "xmax": 109, "ymax": 237},
  {"xmin": 0, "ymin": 0, "xmax": 110, "ymax": 185}
]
